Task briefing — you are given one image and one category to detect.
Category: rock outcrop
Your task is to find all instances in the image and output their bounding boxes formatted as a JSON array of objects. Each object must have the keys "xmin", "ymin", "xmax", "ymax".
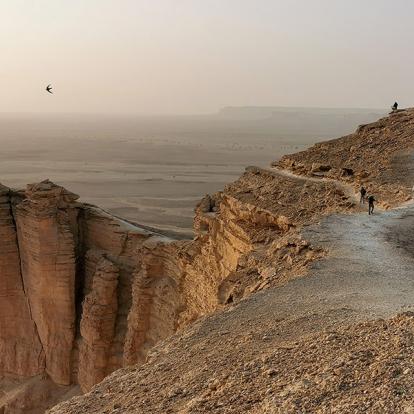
[
  {"xmin": 77, "ymin": 256, "xmax": 119, "ymax": 391},
  {"xmin": 0, "ymin": 172, "xmax": 330, "ymax": 411},
  {"xmin": 1, "ymin": 109, "xmax": 414, "ymax": 413},
  {"xmin": 0, "ymin": 185, "xmax": 44, "ymax": 379},
  {"xmin": 15, "ymin": 181, "xmax": 79, "ymax": 385},
  {"xmin": 276, "ymin": 109, "xmax": 414, "ymax": 207}
]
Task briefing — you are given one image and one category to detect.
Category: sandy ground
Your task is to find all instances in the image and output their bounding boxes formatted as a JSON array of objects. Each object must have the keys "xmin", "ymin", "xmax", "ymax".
[
  {"xmin": 0, "ymin": 125, "xmax": 315, "ymax": 237},
  {"xmin": 229, "ymin": 200, "xmax": 414, "ymax": 334},
  {"xmin": 0, "ymin": 141, "xmax": 282, "ymax": 237}
]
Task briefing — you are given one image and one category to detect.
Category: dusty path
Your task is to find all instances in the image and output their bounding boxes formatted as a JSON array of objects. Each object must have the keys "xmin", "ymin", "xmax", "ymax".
[
  {"xmin": 229, "ymin": 166, "xmax": 414, "ymax": 338},
  {"xmin": 232, "ymin": 205, "xmax": 414, "ymax": 339},
  {"xmin": 268, "ymin": 166, "xmax": 413, "ymax": 320},
  {"xmin": 268, "ymin": 165, "xmax": 360, "ymax": 203},
  {"xmin": 166, "ymin": 203, "xmax": 414, "ymax": 366}
]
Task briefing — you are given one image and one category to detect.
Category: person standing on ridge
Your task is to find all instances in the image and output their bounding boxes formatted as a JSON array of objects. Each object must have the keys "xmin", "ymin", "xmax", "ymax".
[
  {"xmin": 360, "ymin": 186, "xmax": 367, "ymax": 204},
  {"xmin": 392, "ymin": 102, "xmax": 398, "ymax": 111},
  {"xmin": 368, "ymin": 195, "xmax": 375, "ymax": 215}
]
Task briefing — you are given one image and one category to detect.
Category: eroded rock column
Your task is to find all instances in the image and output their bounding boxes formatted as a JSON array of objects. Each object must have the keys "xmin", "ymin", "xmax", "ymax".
[
  {"xmin": 15, "ymin": 181, "xmax": 79, "ymax": 385},
  {"xmin": 78, "ymin": 256, "xmax": 119, "ymax": 391},
  {"xmin": 0, "ymin": 184, "xmax": 44, "ymax": 377}
]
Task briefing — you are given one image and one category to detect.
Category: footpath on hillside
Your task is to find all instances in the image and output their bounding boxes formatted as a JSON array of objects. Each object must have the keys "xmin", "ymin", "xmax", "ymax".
[{"xmin": 217, "ymin": 167, "xmax": 414, "ymax": 342}]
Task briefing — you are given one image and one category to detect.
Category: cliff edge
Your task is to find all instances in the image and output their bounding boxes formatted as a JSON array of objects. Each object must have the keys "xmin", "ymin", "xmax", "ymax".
[{"xmin": 1, "ymin": 109, "xmax": 414, "ymax": 413}]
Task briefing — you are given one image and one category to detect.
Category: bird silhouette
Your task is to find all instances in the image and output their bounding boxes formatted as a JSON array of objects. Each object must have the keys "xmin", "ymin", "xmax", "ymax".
[{"xmin": 46, "ymin": 84, "xmax": 53, "ymax": 94}]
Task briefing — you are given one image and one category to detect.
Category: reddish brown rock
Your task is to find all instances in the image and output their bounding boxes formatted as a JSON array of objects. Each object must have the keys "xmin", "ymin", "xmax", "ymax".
[
  {"xmin": 0, "ymin": 184, "xmax": 44, "ymax": 378},
  {"xmin": 123, "ymin": 239, "xmax": 184, "ymax": 366},
  {"xmin": 15, "ymin": 180, "xmax": 80, "ymax": 385},
  {"xmin": 78, "ymin": 256, "xmax": 119, "ymax": 391}
]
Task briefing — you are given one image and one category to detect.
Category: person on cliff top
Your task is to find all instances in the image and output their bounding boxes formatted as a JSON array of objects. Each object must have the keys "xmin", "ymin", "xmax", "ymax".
[
  {"xmin": 368, "ymin": 195, "xmax": 375, "ymax": 215},
  {"xmin": 392, "ymin": 102, "xmax": 398, "ymax": 111},
  {"xmin": 360, "ymin": 186, "xmax": 367, "ymax": 204}
]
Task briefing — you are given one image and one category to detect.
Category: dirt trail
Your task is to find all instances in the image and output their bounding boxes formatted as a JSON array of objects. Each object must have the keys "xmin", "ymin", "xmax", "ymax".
[
  {"xmin": 268, "ymin": 166, "xmax": 360, "ymax": 203},
  {"xmin": 197, "ymin": 168, "xmax": 414, "ymax": 346},
  {"xmin": 239, "ymin": 166, "xmax": 414, "ymax": 335},
  {"xmin": 188, "ymin": 203, "xmax": 414, "ymax": 351}
]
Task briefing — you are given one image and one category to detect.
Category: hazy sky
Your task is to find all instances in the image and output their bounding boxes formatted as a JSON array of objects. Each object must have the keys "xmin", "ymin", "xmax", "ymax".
[{"xmin": 1, "ymin": 0, "xmax": 414, "ymax": 114}]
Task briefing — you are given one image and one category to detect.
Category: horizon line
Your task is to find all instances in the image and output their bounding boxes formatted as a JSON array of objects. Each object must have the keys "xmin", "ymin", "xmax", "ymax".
[{"xmin": 0, "ymin": 105, "xmax": 389, "ymax": 118}]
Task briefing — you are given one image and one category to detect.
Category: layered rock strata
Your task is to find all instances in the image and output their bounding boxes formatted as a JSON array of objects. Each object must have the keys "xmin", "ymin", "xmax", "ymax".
[
  {"xmin": 14, "ymin": 182, "xmax": 79, "ymax": 385},
  {"xmin": 1, "ymin": 109, "xmax": 414, "ymax": 413},
  {"xmin": 0, "ymin": 168, "xmax": 332, "ymax": 409},
  {"xmin": 0, "ymin": 185, "xmax": 44, "ymax": 379}
]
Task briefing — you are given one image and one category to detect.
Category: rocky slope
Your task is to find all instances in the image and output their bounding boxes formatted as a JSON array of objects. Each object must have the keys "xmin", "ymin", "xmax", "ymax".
[
  {"xmin": 277, "ymin": 108, "xmax": 414, "ymax": 207},
  {"xmin": 1, "ymin": 109, "xmax": 414, "ymax": 413},
  {"xmin": 49, "ymin": 311, "xmax": 414, "ymax": 414}
]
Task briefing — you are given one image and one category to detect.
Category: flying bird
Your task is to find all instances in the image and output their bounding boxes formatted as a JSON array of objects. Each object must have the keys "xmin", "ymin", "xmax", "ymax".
[{"xmin": 46, "ymin": 84, "xmax": 53, "ymax": 94}]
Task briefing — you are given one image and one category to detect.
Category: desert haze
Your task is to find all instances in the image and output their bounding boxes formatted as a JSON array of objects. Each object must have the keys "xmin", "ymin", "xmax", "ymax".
[
  {"xmin": 0, "ymin": 108, "xmax": 384, "ymax": 237},
  {"xmin": 3, "ymin": 0, "xmax": 414, "ymax": 413}
]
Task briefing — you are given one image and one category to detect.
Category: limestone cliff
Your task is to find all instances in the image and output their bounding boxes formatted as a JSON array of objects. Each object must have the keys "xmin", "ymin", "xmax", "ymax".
[
  {"xmin": 15, "ymin": 182, "xmax": 79, "ymax": 385},
  {"xmin": 1, "ymin": 109, "xmax": 414, "ymax": 413},
  {"xmin": 0, "ymin": 185, "xmax": 44, "ymax": 379}
]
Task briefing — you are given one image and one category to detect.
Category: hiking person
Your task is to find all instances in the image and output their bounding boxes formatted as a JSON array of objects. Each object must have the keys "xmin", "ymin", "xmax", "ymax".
[
  {"xmin": 360, "ymin": 186, "xmax": 367, "ymax": 204},
  {"xmin": 368, "ymin": 195, "xmax": 375, "ymax": 215},
  {"xmin": 392, "ymin": 102, "xmax": 398, "ymax": 111}
]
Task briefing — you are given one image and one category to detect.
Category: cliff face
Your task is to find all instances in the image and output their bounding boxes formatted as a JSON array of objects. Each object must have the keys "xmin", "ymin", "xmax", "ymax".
[
  {"xmin": 0, "ymin": 185, "xmax": 44, "ymax": 378},
  {"xmin": 49, "ymin": 109, "xmax": 414, "ymax": 414},
  {"xmin": 1, "ymin": 109, "xmax": 414, "ymax": 413},
  {"xmin": 0, "ymin": 173, "xmax": 328, "ymax": 412},
  {"xmin": 1, "ymin": 177, "xmax": 266, "ymax": 405},
  {"xmin": 15, "ymin": 182, "xmax": 79, "ymax": 385}
]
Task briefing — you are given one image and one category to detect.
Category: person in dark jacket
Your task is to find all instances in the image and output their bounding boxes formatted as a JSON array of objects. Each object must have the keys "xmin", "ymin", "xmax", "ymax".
[
  {"xmin": 360, "ymin": 186, "xmax": 367, "ymax": 204},
  {"xmin": 392, "ymin": 102, "xmax": 398, "ymax": 111},
  {"xmin": 368, "ymin": 195, "xmax": 375, "ymax": 215}
]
